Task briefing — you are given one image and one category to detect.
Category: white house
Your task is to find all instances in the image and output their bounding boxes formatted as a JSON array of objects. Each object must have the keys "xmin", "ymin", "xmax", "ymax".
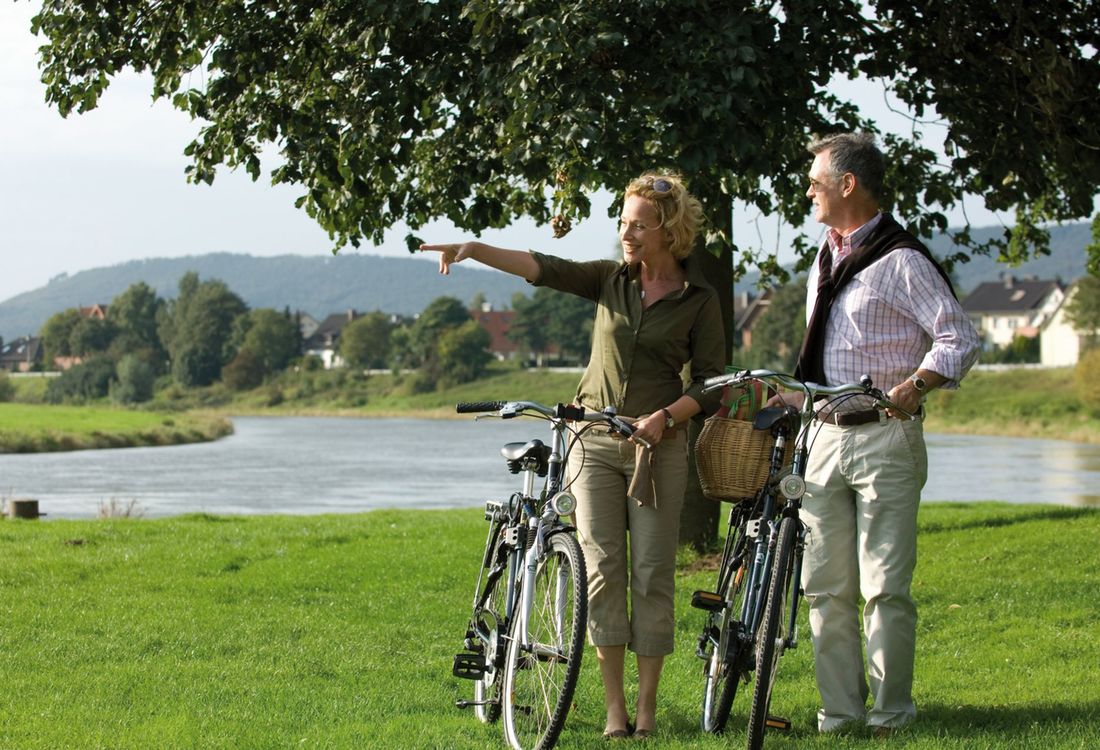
[
  {"xmin": 961, "ymin": 275, "xmax": 1064, "ymax": 349},
  {"xmin": 1040, "ymin": 281, "xmax": 1098, "ymax": 366}
]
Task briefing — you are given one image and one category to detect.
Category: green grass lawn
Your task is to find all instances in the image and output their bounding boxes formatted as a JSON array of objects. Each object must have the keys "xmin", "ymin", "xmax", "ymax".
[
  {"xmin": 0, "ymin": 403, "xmax": 232, "ymax": 452},
  {"xmin": 1, "ymin": 503, "xmax": 1097, "ymax": 749}
]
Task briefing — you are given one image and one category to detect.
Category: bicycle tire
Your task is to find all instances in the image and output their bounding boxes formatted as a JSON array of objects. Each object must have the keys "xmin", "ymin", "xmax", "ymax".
[
  {"xmin": 502, "ymin": 532, "xmax": 587, "ymax": 750},
  {"xmin": 700, "ymin": 534, "xmax": 751, "ymax": 733},
  {"xmin": 473, "ymin": 526, "xmax": 509, "ymax": 723},
  {"xmin": 746, "ymin": 516, "xmax": 797, "ymax": 750}
]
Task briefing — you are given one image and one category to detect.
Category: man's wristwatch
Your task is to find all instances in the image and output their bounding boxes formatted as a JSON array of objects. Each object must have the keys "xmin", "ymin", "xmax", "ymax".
[
  {"xmin": 908, "ymin": 373, "xmax": 927, "ymax": 393},
  {"xmin": 661, "ymin": 408, "xmax": 675, "ymax": 429}
]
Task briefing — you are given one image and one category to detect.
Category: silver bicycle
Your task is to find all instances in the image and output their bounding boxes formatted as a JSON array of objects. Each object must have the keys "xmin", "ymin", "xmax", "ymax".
[{"xmin": 452, "ymin": 400, "xmax": 643, "ymax": 750}]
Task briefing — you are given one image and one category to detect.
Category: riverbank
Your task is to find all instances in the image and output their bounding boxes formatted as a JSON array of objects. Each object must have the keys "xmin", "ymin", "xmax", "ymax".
[
  {"xmin": 4, "ymin": 365, "xmax": 1096, "ymax": 451},
  {"xmin": 0, "ymin": 403, "xmax": 232, "ymax": 453},
  {"xmin": 1, "ymin": 502, "xmax": 1096, "ymax": 748}
]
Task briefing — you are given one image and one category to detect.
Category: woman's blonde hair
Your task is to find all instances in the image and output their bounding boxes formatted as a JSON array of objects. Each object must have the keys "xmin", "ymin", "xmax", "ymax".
[{"xmin": 624, "ymin": 172, "xmax": 704, "ymax": 259}]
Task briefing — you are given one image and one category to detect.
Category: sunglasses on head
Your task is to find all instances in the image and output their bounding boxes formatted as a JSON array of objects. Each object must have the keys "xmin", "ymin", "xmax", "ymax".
[{"xmin": 651, "ymin": 177, "xmax": 672, "ymax": 193}]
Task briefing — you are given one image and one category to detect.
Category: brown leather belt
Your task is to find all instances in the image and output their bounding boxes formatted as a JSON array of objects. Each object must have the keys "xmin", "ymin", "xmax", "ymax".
[{"xmin": 814, "ymin": 408, "xmax": 885, "ymax": 427}]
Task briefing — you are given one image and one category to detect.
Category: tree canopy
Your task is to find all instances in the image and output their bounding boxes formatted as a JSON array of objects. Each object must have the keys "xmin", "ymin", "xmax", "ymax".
[{"xmin": 30, "ymin": 0, "xmax": 1100, "ymax": 282}]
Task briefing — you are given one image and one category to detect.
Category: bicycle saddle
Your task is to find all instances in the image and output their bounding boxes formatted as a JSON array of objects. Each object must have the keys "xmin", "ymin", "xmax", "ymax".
[
  {"xmin": 501, "ymin": 439, "xmax": 552, "ymax": 476},
  {"xmin": 752, "ymin": 405, "xmax": 798, "ymax": 432}
]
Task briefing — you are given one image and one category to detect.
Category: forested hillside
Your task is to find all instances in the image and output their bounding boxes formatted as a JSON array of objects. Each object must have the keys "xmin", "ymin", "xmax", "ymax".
[
  {"xmin": 2, "ymin": 222, "xmax": 1091, "ymax": 339},
  {"xmin": 0, "ymin": 253, "xmax": 530, "ymax": 339},
  {"xmin": 735, "ymin": 221, "xmax": 1091, "ymax": 293}
]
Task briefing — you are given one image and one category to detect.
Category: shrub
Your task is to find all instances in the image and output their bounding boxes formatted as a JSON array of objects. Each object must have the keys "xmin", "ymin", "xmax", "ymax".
[
  {"xmin": 1073, "ymin": 347, "xmax": 1100, "ymax": 411},
  {"xmin": 45, "ymin": 356, "xmax": 116, "ymax": 403},
  {"xmin": 223, "ymin": 349, "xmax": 265, "ymax": 391},
  {"xmin": 0, "ymin": 371, "xmax": 13, "ymax": 402},
  {"xmin": 110, "ymin": 354, "xmax": 156, "ymax": 404}
]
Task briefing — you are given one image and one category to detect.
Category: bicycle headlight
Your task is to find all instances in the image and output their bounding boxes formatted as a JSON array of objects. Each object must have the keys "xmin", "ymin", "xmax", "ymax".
[
  {"xmin": 549, "ymin": 491, "xmax": 577, "ymax": 516},
  {"xmin": 778, "ymin": 474, "xmax": 806, "ymax": 500}
]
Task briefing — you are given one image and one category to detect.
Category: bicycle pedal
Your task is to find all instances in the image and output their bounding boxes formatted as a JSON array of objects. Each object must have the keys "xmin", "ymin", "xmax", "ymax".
[
  {"xmin": 452, "ymin": 652, "xmax": 486, "ymax": 680},
  {"xmin": 765, "ymin": 715, "xmax": 792, "ymax": 732},
  {"xmin": 691, "ymin": 590, "xmax": 725, "ymax": 612}
]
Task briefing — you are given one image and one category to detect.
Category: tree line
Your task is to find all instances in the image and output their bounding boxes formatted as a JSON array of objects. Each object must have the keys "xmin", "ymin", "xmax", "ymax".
[{"xmin": 32, "ymin": 273, "xmax": 593, "ymax": 404}]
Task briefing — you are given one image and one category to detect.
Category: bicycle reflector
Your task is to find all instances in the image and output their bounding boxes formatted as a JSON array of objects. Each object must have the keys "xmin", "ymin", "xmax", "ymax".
[
  {"xmin": 549, "ymin": 491, "xmax": 577, "ymax": 516},
  {"xmin": 778, "ymin": 474, "xmax": 806, "ymax": 500}
]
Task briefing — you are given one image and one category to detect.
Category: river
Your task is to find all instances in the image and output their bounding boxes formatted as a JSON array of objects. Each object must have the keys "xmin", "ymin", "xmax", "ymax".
[{"xmin": 1, "ymin": 416, "xmax": 1098, "ymax": 519}]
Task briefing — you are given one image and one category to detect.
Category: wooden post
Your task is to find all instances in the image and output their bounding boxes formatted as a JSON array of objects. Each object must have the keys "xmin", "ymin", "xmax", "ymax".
[{"xmin": 6, "ymin": 499, "xmax": 41, "ymax": 520}]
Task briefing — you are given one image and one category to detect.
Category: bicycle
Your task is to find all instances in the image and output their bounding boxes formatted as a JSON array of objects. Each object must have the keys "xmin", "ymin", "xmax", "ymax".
[
  {"xmin": 692, "ymin": 370, "xmax": 913, "ymax": 750},
  {"xmin": 451, "ymin": 400, "xmax": 644, "ymax": 750}
]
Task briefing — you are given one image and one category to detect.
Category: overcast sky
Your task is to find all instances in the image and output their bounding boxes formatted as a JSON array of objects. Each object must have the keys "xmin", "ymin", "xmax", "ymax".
[{"xmin": 2, "ymin": 3, "xmax": 1008, "ymax": 305}]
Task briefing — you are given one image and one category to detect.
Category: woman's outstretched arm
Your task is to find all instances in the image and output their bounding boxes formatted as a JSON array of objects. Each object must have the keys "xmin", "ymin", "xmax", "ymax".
[{"xmin": 419, "ymin": 241, "xmax": 540, "ymax": 282}]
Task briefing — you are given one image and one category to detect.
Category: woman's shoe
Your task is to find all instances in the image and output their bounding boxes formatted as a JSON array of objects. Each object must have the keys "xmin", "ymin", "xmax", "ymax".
[{"xmin": 603, "ymin": 722, "xmax": 635, "ymax": 740}]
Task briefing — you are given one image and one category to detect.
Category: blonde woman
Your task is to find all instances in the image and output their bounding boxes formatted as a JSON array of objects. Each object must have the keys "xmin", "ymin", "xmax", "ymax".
[{"xmin": 422, "ymin": 173, "xmax": 725, "ymax": 739}]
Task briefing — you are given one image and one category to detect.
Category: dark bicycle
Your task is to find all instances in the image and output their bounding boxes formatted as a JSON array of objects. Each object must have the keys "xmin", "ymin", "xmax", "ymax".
[
  {"xmin": 692, "ymin": 370, "xmax": 913, "ymax": 749},
  {"xmin": 452, "ymin": 400, "xmax": 643, "ymax": 750}
]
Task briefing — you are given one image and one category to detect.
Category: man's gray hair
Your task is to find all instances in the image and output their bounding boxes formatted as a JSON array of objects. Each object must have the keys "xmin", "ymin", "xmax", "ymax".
[{"xmin": 808, "ymin": 133, "xmax": 885, "ymax": 203}]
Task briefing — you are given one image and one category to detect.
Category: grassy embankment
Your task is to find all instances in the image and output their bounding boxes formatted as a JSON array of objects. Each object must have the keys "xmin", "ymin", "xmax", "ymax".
[
  {"xmin": 226, "ymin": 363, "xmax": 1097, "ymax": 443},
  {"xmin": 3, "ymin": 364, "xmax": 1096, "ymax": 452},
  {"xmin": 1, "ymin": 502, "xmax": 1097, "ymax": 748},
  {"xmin": 0, "ymin": 402, "xmax": 232, "ymax": 453}
]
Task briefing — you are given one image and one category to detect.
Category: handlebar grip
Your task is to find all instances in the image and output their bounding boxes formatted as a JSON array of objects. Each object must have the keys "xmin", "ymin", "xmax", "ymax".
[{"xmin": 456, "ymin": 401, "xmax": 507, "ymax": 414}]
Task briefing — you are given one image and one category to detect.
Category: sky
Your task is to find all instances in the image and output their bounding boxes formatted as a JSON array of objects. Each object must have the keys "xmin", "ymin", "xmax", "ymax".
[{"xmin": 1, "ymin": 3, "xmax": 1010, "ymax": 305}]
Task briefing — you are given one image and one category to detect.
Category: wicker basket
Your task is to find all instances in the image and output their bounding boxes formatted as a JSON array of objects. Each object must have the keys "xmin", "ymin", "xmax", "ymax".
[{"xmin": 695, "ymin": 415, "xmax": 792, "ymax": 502}]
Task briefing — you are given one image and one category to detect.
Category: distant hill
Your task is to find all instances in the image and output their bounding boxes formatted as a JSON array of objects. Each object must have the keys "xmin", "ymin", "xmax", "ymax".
[
  {"xmin": 2, "ymin": 222, "xmax": 1092, "ymax": 339},
  {"xmin": 0, "ymin": 253, "xmax": 531, "ymax": 339},
  {"xmin": 735, "ymin": 221, "xmax": 1092, "ymax": 295}
]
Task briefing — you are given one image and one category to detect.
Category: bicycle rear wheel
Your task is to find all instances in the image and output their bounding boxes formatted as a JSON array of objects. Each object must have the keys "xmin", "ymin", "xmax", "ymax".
[
  {"xmin": 700, "ymin": 536, "xmax": 751, "ymax": 733},
  {"xmin": 746, "ymin": 516, "xmax": 797, "ymax": 750},
  {"xmin": 502, "ymin": 532, "xmax": 587, "ymax": 750}
]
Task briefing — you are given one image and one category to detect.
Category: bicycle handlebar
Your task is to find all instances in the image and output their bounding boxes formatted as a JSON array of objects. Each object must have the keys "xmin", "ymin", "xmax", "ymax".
[
  {"xmin": 455, "ymin": 400, "xmax": 651, "ymax": 447},
  {"xmin": 703, "ymin": 369, "xmax": 917, "ymax": 421},
  {"xmin": 456, "ymin": 401, "xmax": 508, "ymax": 414}
]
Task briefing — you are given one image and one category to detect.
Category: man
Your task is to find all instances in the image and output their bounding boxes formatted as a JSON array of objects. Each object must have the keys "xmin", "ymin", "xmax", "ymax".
[{"xmin": 790, "ymin": 133, "xmax": 980, "ymax": 736}]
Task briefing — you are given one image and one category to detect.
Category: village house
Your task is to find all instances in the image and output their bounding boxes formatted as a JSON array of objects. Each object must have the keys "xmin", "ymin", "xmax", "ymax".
[
  {"xmin": 960, "ymin": 275, "xmax": 1064, "ymax": 350},
  {"xmin": 0, "ymin": 336, "xmax": 43, "ymax": 372},
  {"xmin": 1039, "ymin": 280, "xmax": 1099, "ymax": 366}
]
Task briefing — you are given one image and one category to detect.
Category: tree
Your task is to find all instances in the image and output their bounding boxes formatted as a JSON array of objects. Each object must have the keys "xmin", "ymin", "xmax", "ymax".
[
  {"xmin": 234, "ymin": 308, "xmax": 301, "ymax": 376},
  {"xmin": 32, "ymin": 0, "xmax": 1100, "ymax": 545},
  {"xmin": 1064, "ymin": 275, "xmax": 1100, "ymax": 351},
  {"xmin": 108, "ymin": 282, "xmax": 167, "ymax": 365},
  {"xmin": 437, "ymin": 320, "xmax": 493, "ymax": 386},
  {"xmin": 45, "ymin": 355, "xmax": 116, "ymax": 403},
  {"xmin": 38, "ymin": 308, "xmax": 82, "ymax": 364},
  {"xmin": 339, "ymin": 311, "xmax": 394, "ymax": 370},
  {"xmin": 741, "ymin": 279, "xmax": 809, "ymax": 373},
  {"xmin": 407, "ymin": 296, "xmax": 472, "ymax": 385},
  {"xmin": 222, "ymin": 349, "xmax": 266, "ymax": 391},
  {"xmin": 510, "ymin": 288, "xmax": 594, "ymax": 365},
  {"xmin": 68, "ymin": 316, "xmax": 116, "ymax": 357},
  {"xmin": 110, "ymin": 353, "xmax": 156, "ymax": 404},
  {"xmin": 159, "ymin": 272, "xmax": 248, "ymax": 387}
]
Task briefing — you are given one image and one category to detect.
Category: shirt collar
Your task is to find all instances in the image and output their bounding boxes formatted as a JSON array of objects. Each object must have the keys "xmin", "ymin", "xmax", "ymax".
[
  {"xmin": 620, "ymin": 255, "xmax": 710, "ymax": 296},
  {"xmin": 827, "ymin": 212, "xmax": 884, "ymax": 261}
]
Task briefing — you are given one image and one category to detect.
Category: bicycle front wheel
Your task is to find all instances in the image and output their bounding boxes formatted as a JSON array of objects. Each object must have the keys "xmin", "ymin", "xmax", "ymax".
[
  {"xmin": 700, "ymin": 540, "xmax": 751, "ymax": 732},
  {"xmin": 746, "ymin": 516, "xmax": 798, "ymax": 750},
  {"xmin": 502, "ymin": 532, "xmax": 587, "ymax": 750}
]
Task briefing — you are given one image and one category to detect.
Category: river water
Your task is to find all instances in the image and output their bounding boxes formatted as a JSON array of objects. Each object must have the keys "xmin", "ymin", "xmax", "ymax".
[{"xmin": 1, "ymin": 416, "xmax": 1098, "ymax": 519}]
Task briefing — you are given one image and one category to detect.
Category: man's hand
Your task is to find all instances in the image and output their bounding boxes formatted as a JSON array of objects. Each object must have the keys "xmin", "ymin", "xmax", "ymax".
[
  {"xmin": 885, "ymin": 380, "xmax": 923, "ymax": 419},
  {"xmin": 765, "ymin": 391, "xmax": 806, "ymax": 410}
]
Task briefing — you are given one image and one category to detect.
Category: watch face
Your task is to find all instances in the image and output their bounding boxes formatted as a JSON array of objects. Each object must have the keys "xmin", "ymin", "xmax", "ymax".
[{"xmin": 911, "ymin": 375, "xmax": 926, "ymax": 391}]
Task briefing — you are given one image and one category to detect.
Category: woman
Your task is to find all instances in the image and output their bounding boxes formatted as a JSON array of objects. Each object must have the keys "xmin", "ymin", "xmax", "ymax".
[{"xmin": 421, "ymin": 173, "xmax": 725, "ymax": 740}]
